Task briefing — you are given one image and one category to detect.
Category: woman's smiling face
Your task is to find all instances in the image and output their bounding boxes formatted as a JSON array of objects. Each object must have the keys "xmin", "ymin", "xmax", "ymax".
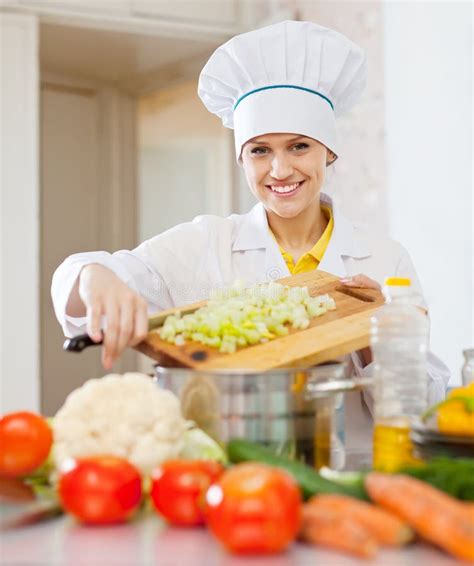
[{"xmin": 241, "ymin": 133, "xmax": 328, "ymax": 219}]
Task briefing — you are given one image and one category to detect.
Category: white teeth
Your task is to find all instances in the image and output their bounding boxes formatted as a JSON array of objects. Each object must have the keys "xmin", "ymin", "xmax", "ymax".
[{"xmin": 269, "ymin": 182, "xmax": 300, "ymax": 193}]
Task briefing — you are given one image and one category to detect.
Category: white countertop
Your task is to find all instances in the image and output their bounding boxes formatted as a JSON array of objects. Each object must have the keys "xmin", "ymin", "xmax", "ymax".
[{"xmin": 1, "ymin": 513, "xmax": 461, "ymax": 566}]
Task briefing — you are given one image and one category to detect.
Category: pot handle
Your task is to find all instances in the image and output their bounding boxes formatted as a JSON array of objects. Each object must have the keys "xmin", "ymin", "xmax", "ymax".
[{"xmin": 305, "ymin": 377, "xmax": 373, "ymax": 397}]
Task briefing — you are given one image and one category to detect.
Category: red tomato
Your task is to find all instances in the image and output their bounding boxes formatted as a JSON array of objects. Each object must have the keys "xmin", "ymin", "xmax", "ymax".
[
  {"xmin": 151, "ymin": 460, "xmax": 224, "ymax": 526},
  {"xmin": 205, "ymin": 462, "xmax": 302, "ymax": 554},
  {"xmin": 59, "ymin": 456, "xmax": 142, "ymax": 524},
  {"xmin": 0, "ymin": 412, "xmax": 53, "ymax": 477}
]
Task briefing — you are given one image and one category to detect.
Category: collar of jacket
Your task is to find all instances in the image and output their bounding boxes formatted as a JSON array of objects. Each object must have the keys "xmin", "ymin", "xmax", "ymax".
[{"xmin": 231, "ymin": 192, "xmax": 371, "ymax": 259}]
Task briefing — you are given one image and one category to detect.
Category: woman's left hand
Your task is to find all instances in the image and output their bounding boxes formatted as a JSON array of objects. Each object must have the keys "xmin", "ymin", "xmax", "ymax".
[
  {"xmin": 338, "ymin": 273, "xmax": 381, "ymax": 292},
  {"xmin": 339, "ymin": 273, "xmax": 381, "ymax": 367}
]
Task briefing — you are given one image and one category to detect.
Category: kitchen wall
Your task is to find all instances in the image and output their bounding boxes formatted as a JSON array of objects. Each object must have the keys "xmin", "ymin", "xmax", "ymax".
[
  {"xmin": 138, "ymin": 80, "xmax": 233, "ymax": 240},
  {"xmin": 383, "ymin": 1, "xmax": 472, "ymax": 384},
  {"xmin": 0, "ymin": 13, "xmax": 39, "ymax": 413}
]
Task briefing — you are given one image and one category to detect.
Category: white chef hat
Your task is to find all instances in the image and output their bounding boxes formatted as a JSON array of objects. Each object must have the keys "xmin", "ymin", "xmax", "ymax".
[{"xmin": 198, "ymin": 20, "xmax": 367, "ymax": 162}]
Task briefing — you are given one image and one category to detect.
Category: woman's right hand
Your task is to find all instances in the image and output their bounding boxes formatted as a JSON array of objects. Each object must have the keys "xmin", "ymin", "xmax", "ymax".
[{"xmin": 78, "ymin": 264, "xmax": 149, "ymax": 369}]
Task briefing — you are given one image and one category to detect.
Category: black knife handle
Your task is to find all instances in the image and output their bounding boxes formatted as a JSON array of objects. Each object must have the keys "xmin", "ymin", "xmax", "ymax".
[{"xmin": 63, "ymin": 334, "xmax": 102, "ymax": 352}]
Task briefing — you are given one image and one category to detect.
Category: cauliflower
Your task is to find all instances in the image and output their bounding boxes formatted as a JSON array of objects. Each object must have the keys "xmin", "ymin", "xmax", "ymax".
[
  {"xmin": 53, "ymin": 372, "xmax": 187, "ymax": 476},
  {"xmin": 179, "ymin": 428, "xmax": 227, "ymax": 464}
]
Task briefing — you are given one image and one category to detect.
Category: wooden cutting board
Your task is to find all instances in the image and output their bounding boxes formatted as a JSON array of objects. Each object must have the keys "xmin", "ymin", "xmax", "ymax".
[{"xmin": 136, "ymin": 271, "xmax": 385, "ymax": 370}]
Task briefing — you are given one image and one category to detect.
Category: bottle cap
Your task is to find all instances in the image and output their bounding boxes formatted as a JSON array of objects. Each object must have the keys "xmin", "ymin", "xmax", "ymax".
[{"xmin": 384, "ymin": 277, "xmax": 411, "ymax": 287}]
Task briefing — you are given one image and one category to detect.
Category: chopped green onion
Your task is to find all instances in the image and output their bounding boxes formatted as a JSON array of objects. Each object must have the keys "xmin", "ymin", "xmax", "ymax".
[{"xmin": 160, "ymin": 282, "xmax": 336, "ymax": 354}]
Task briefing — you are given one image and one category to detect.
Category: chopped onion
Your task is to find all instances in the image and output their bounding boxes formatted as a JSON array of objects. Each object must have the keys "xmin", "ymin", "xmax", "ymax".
[{"xmin": 159, "ymin": 281, "xmax": 336, "ymax": 354}]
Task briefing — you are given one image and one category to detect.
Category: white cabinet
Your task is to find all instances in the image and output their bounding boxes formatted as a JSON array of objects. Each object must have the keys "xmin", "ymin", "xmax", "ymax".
[
  {"xmin": 0, "ymin": 0, "xmax": 283, "ymax": 34},
  {"xmin": 131, "ymin": 0, "xmax": 238, "ymax": 27},
  {"xmin": 12, "ymin": 0, "xmax": 131, "ymax": 16}
]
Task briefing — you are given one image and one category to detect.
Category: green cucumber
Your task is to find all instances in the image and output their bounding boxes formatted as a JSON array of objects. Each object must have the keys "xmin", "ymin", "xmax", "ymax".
[{"xmin": 227, "ymin": 439, "xmax": 368, "ymax": 500}]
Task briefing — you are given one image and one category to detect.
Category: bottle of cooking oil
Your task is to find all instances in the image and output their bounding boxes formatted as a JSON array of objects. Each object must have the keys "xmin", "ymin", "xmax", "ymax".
[{"xmin": 371, "ymin": 277, "xmax": 429, "ymax": 472}]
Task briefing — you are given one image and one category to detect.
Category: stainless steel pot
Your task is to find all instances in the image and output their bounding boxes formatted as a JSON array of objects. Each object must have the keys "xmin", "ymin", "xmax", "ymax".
[{"xmin": 153, "ymin": 363, "xmax": 371, "ymax": 467}]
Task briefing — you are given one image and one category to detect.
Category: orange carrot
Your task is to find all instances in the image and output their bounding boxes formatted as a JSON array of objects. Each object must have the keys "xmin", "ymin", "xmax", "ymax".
[
  {"xmin": 307, "ymin": 494, "xmax": 414, "ymax": 546},
  {"xmin": 300, "ymin": 503, "xmax": 378, "ymax": 559},
  {"xmin": 365, "ymin": 472, "xmax": 474, "ymax": 562},
  {"xmin": 463, "ymin": 503, "xmax": 474, "ymax": 519}
]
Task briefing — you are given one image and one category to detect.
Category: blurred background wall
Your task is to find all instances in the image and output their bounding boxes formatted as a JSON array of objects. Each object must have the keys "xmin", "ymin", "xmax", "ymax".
[
  {"xmin": 0, "ymin": 0, "xmax": 472, "ymax": 414},
  {"xmin": 382, "ymin": 1, "xmax": 472, "ymax": 395},
  {"xmin": 138, "ymin": 80, "xmax": 233, "ymax": 240}
]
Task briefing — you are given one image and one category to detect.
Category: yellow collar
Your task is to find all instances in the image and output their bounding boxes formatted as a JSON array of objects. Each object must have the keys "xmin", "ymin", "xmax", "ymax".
[
  {"xmin": 306, "ymin": 205, "xmax": 333, "ymax": 262},
  {"xmin": 270, "ymin": 206, "xmax": 334, "ymax": 274}
]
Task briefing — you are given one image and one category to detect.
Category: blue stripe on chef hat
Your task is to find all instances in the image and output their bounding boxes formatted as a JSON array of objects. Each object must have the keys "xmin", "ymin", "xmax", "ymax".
[
  {"xmin": 234, "ymin": 85, "xmax": 334, "ymax": 112},
  {"xmin": 198, "ymin": 20, "xmax": 367, "ymax": 160}
]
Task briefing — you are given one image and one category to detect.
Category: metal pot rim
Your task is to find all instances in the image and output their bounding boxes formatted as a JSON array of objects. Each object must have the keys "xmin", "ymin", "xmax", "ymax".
[{"xmin": 153, "ymin": 362, "xmax": 349, "ymax": 379}]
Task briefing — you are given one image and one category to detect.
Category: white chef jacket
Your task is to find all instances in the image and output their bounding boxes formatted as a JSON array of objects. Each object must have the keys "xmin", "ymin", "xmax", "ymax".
[{"xmin": 51, "ymin": 193, "xmax": 449, "ymax": 454}]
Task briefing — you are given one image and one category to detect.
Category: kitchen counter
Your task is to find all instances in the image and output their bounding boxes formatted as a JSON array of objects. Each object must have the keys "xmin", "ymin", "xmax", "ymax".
[{"xmin": 1, "ymin": 513, "xmax": 460, "ymax": 566}]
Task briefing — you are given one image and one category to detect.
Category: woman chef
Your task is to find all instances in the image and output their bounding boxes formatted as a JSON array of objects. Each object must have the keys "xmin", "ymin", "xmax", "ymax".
[{"xmin": 51, "ymin": 21, "xmax": 449, "ymax": 450}]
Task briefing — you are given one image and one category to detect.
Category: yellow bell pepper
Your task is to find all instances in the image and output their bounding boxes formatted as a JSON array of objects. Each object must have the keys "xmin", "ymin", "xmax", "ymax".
[
  {"xmin": 435, "ymin": 383, "xmax": 474, "ymax": 436},
  {"xmin": 447, "ymin": 381, "xmax": 474, "ymax": 398}
]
